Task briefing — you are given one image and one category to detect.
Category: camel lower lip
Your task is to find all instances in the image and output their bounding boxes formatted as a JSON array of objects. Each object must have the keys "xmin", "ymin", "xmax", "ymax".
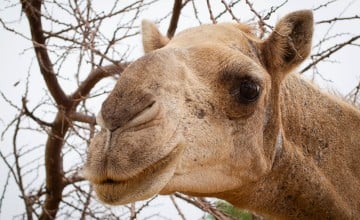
[{"xmin": 92, "ymin": 143, "xmax": 184, "ymax": 205}]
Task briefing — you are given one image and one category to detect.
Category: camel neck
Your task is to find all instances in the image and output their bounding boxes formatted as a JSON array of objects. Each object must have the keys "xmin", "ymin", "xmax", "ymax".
[
  {"xmin": 280, "ymin": 74, "xmax": 360, "ymax": 182},
  {"xmin": 268, "ymin": 74, "xmax": 360, "ymax": 218},
  {"xmin": 218, "ymin": 74, "xmax": 360, "ymax": 219}
]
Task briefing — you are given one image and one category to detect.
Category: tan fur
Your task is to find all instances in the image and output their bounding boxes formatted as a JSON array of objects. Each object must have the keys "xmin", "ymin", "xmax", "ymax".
[
  {"xmin": 84, "ymin": 10, "xmax": 360, "ymax": 219},
  {"xmin": 141, "ymin": 20, "xmax": 170, "ymax": 53}
]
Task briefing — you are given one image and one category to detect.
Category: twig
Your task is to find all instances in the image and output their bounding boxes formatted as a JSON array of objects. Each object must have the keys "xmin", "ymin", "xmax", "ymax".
[
  {"xmin": 22, "ymin": 97, "xmax": 53, "ymax": 127},
  {"xmin": 220, "ymin": 0, "xmax": 240, "ymax": 22},
  {"xmin": 190, "ymin": 0, "xmax": 202, "ymax": 24},
  {"xmin": 0, "ymin": 170, "xmax": 12, "ymax": 215},
  {"xmin": 316, "ymin": 15, "xmax": 360, "ymax": 24},
  {"xmin": 244, "ymin": 0, "xmax": 267, "ymax": 38},
  {"xmin": 130, "ymin": 203, "xmax": 136, "ymax": 220},
  {"xmin": 206, "ymin": 0, "xmax": 216, "ymax": 24},
  {"xmin": 170, "ymin": 195, "xmax": 186, "ymax": 220},
  {"xmin": 174, "ymin": 193, "xmax": 235, "ymax": 220},
  {"xmin": 263, "ymin": 0, "xmax": 288, "ymax": 20},
  {"xmin": 214, "ymin": 0, "xmax": 242, "ymax": 21},
  {"xmin": 70, "ymin": 63, "xmax": 128, "ymax": 105},
  {"xmin": 301, "ymin": 35, "xmax": 360, "ymax": 73},
  {"xmin": 313, "ymin": 0, "xmax": 338, "ymax": 11},
  {"xmin": 12, "ymin": 115, "xmax": 33, "ymax": 220}
]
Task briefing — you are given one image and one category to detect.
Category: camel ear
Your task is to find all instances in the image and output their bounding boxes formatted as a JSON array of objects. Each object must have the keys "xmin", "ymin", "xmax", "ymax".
[
  {"xmin": 141, "ymin": 20, "xmax": 169, "ymax": 53},
  {"xmin": 261, "ymin": 10, "xmax": 313, "ymax": 78}
]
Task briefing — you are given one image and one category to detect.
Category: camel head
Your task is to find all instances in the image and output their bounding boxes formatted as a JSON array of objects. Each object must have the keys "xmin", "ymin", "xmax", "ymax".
[{"xmin": 84, "ymin": 10, "xmax": 313, "ymax": 205}]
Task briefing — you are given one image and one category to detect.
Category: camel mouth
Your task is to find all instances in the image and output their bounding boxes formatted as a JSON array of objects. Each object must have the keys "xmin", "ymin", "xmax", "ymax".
[
  {"xmin": 100, "ymin": 178, "xmax": 123, "ymax": 185},
  {"xmin": 91, "ymin": 143, "xmax": 184, "ymax": 205}
]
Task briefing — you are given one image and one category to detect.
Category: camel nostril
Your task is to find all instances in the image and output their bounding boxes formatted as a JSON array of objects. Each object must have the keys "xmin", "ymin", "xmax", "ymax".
[
  {"xmin": 146, "ymin": 101, "xmax": 155, "ymax": 109},
  {"xmin": 100, "ymin": 93, "xmax": 157, "ymax": 131},
  {"xmin": 126, "ymin": 101, "xmax": 160, "ymax": 129}
]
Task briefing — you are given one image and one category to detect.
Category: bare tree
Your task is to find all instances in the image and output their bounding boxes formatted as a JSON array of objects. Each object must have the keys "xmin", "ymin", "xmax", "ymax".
[{"xmin": 1, "ymin": 0, "xmax": 359, "ymax": 219}]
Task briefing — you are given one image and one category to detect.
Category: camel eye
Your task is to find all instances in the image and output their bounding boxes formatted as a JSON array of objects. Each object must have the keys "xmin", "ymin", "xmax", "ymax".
[{"xmin": 231, "ymin": 79, "xmax": 261, "ymax": 104}]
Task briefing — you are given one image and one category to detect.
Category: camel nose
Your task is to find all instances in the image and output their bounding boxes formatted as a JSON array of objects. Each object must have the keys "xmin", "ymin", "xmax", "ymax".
[{"xmin": 99, "ymin": 93, "xmax": 158, "ymax": 131}]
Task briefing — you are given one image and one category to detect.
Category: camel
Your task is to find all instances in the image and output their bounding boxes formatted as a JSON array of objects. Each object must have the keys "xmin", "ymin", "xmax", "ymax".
[{"xmin": 84, "ymin": 10, "xmax": 360, "ymax": 219}]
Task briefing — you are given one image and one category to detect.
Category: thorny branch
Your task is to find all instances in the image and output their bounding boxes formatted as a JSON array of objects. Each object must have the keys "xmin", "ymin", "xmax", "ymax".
[
  {"xmin": 316, "ymin": 15, "xmax": 360, "ymax": 24},
  {"xmin": 206, "ymin": 0, "xmax": 216, "ymax": 24},
  {"xmin": 301, "ymin": 35, "xmax": 360, "ymax": 73},
  {"xmin": 244, "ymin": 0, "xmax": 288, "ymax": 38},
  {"xmin": 12, "ymin": 116, "xmax": 33, "ymax": 220},
  {"xmin": 22, "ymin": 98, "xmax": 53, "ymax": 127},
  {"xmin": 214, "ymin": 0, "xmax": 242, "ymax": 21},
  {"xmin": 20, "ymin": 0, "xmax": 70, "ymax": 107},
  {"xmin": 220, "ymin": 0, "xmax": 240, "ymax": 22},
  {"xmin": 3, "ymin": 1, "xmax": 136, "ymax": 219},
  {"xmin": 313, "ymin": 0, "xmax": 338, "ymax": 11},
  {"xmin": 346, "ymin": 80, "xmax": 360, "ymax": 106},
  {"xmin": 70, "ymin": 63, "xmax": 128, "ymax": 105},
  {"xmin": 170, "ymin": 195, "xmax": 186, "ymax": 220}
]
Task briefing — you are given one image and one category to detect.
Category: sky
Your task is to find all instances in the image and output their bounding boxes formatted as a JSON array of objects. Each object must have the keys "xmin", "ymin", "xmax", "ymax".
[{"xmin": 1, "ymin": 0, "xmax": 359, "ymax": 219}]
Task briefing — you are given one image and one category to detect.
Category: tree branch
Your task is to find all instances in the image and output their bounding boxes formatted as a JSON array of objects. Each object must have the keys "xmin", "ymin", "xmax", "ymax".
[
  {"xmin": 167, "ymin": 0, "xmax": 182, "ymax": 38},
  {"xmin": 174, "ymin": 193, "xmax": 235, "ymax": 220},
  {"xmin": 316, "ymin": 15, "xmax": 360, "ymax": 24},
  {"xmin": 63, "ymin": 172, "xmax": 85, "ymax": 186},
  {"xmin": 20, "ymin": 0, "xmax": 70, "ymax": 107},
  {"xmin": 220, "ymin": 0, "xmax": 240, "ymax": 22},
  {"xmin": 301, "ymin": 35, "xmax": 360, "ymax": 73},
  {"xmin": 12, "ymin": 115, "xmax": 33, "ymax": 220},
  {"xmin": 313, "ymin": 0, "xmax": 338, "ymax": 11},
  {"xmin": 68, "ymin": 112, "xmax": 96, "ymax": 125},
  {"xmin": 170, "ymin": 195, "xmax": 186, "ymax": 220},
  {"xmin": 22, "ymin": 97, "xmax": 53, "ymax": 127},
  {"xmin": 206, "ymin": 0, "xmax": 216, "ymax": 24},
  {"xmin": 70, "ymin": 63, "xmax": 128, "ymax": 106},
  {"xmin": 39, "ymin": 111, "xmax": 69, "ymax": 220}
]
